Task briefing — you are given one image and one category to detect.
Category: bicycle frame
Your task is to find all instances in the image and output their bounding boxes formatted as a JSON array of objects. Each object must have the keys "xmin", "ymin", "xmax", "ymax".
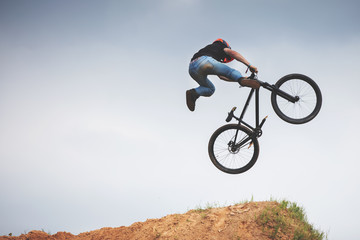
[
  {"xmin": 239, "ymin": 88, "xmax": 261, "ymax": 130},
  {"xmin": 228, "ymin": 80, "xmax": 299, "ymax": 131},
  {"xmin": 228, "ymin": 79, "xmax": 300, "ymax": 147},
  {"xmin": 209, "ymin": 72, "xmax": 321, "ymax": 174}
]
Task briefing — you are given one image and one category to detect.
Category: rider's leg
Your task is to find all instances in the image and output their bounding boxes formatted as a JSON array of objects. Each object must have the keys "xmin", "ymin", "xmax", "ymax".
[
  {"xmin": 209, "ymin": 57, "xmax": 260, "ymax": 89},
  {"xmin": 186, "ymin": 75, "xmax": 214, "ymax": 111},
  {"xmin": 187, "ymin": 56, "xmax": 216, "ymax": 111},
  {"xmin": 189, "ymin": 56, "xmax": 216, "ymax": 97},
  {"xmin": 209, "ymin": 57, "xmax": 243, "ymax": 82},
  {"xmin": 187, "ymin": 56, "xmax": 259, "ymax": 111}
]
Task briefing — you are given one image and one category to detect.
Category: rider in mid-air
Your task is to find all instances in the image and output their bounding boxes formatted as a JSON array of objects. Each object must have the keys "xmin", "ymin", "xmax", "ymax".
[{"xmin": 186, "ymin": 39, "xmax": 259, "ymax": 111}]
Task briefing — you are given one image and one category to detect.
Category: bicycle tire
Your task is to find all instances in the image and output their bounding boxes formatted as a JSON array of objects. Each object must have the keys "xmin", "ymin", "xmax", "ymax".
[
  {"xmin": 208, "ymin": 124, "xmax": 259, "ymax": 174},
  {"xmin": 271, "ymin": 74, "xmax": 322, "ymax": 124}
]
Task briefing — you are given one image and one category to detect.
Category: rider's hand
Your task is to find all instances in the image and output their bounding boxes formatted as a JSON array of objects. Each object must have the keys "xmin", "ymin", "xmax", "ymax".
[{"xmin": 249, "ymin": 65, "xmax": 258, "ymax": 73}]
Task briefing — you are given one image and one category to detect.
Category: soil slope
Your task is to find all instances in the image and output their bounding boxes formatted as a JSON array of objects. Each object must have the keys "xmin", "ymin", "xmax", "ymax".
[{"xmin": 0, "ymin": 201, "xmax": 323, "ymax": 240}]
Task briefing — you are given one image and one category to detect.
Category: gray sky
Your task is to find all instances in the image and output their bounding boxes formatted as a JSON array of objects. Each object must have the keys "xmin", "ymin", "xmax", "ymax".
[{"xmin": 1, "ymin": 0, "xmax": 360, "ymax": 239}]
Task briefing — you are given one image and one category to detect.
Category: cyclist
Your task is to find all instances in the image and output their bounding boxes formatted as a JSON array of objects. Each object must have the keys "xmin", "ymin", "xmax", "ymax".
[{"xmin": 186, "ymin": 39, "xmax": 259, "ymax": 111}]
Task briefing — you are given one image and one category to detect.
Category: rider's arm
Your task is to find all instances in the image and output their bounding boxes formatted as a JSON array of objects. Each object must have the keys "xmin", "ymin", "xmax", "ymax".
[{"xmin": 224, "ymin": 48, "xmax": 258, "ymax": 73}]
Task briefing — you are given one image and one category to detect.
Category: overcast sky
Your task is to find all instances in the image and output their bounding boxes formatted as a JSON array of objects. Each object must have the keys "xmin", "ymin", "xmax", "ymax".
[{"xmin": 1, "ymin": 0, "xmax": 360, "ymax": 239}]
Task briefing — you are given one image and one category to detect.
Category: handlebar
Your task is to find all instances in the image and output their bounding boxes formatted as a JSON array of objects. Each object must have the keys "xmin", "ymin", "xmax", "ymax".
[{"xmin": 249, "ymin": 72, "xmax": 257, "ymax": 79}]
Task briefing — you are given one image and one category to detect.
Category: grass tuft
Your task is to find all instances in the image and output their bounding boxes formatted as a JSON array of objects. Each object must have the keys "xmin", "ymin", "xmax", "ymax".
[{"xmin": 256, "ymin": 199, "xmax": 327, "ymax": 240}]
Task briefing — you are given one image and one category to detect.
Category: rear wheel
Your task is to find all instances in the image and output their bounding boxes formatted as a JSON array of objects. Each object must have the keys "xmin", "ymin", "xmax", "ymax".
[
  {"xmin": 271, "ymin": 74, "xmax": 322, "ymax": 124},
  {"xmin": 208, "ymin": 124, "xmax": 259, "ymax": 174}
]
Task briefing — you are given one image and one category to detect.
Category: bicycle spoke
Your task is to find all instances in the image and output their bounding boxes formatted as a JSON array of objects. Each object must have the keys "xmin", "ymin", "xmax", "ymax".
[
  {"xmin": 211, "ymin": 127, "xmax": 256, "ymax": 170},
  {"xmin": 276, "ymin": 78, "xmax": 317, "ymax": 120}
]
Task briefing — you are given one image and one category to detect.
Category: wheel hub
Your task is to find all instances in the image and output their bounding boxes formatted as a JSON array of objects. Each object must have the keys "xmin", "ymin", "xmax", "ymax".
[{"xmin": 228, "ymin": 141, "xmax": 240, "ymax": 154}]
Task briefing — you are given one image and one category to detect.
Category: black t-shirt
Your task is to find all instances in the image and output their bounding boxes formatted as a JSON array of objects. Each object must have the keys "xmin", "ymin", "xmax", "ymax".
[{"xmin": 191, "ymin": 41, "xmax": 232, "ymax": 62}]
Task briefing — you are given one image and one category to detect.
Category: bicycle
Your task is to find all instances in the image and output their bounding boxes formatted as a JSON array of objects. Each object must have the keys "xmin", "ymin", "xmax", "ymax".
[{"xmin": 208, "ymin": 73, "xmax": 322, "ymax": 174}]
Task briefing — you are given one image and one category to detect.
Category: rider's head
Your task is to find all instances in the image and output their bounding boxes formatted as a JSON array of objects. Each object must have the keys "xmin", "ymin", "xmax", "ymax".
[{"xmin": 213, "ymin": 38, "xmax": 234, "ymax": 63}]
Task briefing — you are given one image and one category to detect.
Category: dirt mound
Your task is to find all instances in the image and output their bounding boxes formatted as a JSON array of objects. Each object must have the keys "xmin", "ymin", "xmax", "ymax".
[{"xmin": 0, "ymin": 201, "xmax": 325, "ymax": 240}]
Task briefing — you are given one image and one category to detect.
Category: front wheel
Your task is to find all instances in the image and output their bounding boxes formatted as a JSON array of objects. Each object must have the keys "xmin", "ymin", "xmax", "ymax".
[
  {"xmin": 271, "ymin": 74, "xmax": 322, "ymax": 124},
  {"xmin": 208, "ymin": 124, "xmax": 259, "ymax": 174}
]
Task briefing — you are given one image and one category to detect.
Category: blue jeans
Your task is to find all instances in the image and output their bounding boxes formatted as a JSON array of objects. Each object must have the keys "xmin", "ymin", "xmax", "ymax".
[{"xmin": 188, "ymin": 56, "xmax": 243, "ymax": 97}]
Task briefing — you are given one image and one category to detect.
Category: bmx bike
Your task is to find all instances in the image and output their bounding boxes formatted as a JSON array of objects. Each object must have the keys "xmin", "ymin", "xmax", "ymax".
[{"xmin": 208, "ymin": 73, "xmax": 322, "ymax": 174}]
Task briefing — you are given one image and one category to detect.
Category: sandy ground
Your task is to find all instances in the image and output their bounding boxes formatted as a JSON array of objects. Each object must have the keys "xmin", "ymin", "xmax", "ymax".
[{"xmin": 0, "ymin": 201, "xmax": 299, "ymax": 240}]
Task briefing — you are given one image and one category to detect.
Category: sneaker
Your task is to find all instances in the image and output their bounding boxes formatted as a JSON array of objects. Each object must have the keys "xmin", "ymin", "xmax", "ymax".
[
  {"xmin": 239, "ymin": 78, "xmax": 260, "ymax": 89},
  {"xmin": 186, "ymin": 89, "xmax": 198, "ymax": 111}
]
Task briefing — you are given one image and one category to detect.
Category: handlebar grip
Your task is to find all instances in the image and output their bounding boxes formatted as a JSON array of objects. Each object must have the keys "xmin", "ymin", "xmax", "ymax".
[{"xmin": 226, "ymin": 107, "xmax": 237, "ymax": 122}]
